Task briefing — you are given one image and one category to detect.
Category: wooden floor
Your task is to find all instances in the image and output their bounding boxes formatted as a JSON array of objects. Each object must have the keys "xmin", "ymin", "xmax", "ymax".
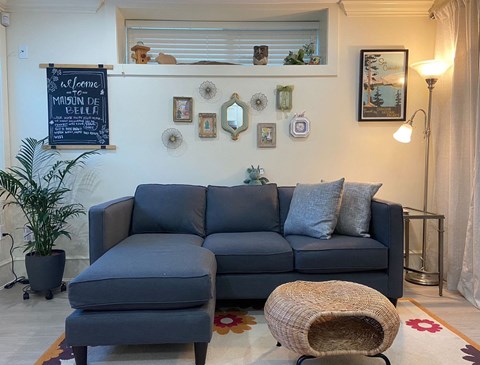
[{"xmin": 0, "ymin": 280, "xmax": 478, "ymax": 365}]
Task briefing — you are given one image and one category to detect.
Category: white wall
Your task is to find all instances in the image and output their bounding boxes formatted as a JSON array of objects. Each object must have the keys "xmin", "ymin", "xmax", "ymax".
[
  {"xmin": 1, "ymin": 3, "xmax": 436, "ymax": 281},
  {"xmin": 0, "ymin": 22, "xmax": 12, "ymax": 282},
  {"xmin": 0, "ymin": 24, "xmax": 7, "ymax": 171}
]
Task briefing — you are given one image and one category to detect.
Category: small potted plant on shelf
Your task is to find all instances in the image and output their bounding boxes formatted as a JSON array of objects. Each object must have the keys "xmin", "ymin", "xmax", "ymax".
[
  {"xmin": 0, "ymin": 137, "xmax": 96, "ymax": 299},
  {"xmin": 302, "ymin": 41, "xmax": 315, "ymax": 62}
]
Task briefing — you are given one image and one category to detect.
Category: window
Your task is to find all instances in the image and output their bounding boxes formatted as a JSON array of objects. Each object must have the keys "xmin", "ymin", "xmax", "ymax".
[{"xmin": 126, "ymin": 20, "xmax": 323, "ymax": 66}]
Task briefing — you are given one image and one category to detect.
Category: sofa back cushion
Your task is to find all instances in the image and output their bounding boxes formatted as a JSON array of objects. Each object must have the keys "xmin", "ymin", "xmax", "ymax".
[
  {"xmin": 278, "ymin": 186, "xmax": 295, "ymax": 234},
  {"xmin": 131, "ymin": 184, "xmax": 206, "ymax": 236},
  {"xmin": 206, "ymin": 184, "xmax": 280, "ymax": 234}
]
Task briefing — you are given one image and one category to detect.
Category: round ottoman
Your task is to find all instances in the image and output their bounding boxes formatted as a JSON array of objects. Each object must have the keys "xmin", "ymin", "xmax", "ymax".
[{"xmin": 264, "ymin": 281, "xmax": 400, "ymax": 365}]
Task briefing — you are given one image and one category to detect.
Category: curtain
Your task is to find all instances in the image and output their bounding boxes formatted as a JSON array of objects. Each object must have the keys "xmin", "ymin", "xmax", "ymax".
[{"xmin": 431, "ymin": 0, "xmax": 480, "ymax": 307}]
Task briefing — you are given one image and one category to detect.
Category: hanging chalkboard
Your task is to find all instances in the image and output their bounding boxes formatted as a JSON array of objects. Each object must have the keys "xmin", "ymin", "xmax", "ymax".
[{"xmin": 45, "ymin": 65, "xmax": 111, "ymax": 146}]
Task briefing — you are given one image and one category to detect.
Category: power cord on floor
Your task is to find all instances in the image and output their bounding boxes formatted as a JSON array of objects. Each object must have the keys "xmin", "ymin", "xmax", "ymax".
[{"xmin": 2, "ymin": 233, "xmax": 29, "ymax": 289}]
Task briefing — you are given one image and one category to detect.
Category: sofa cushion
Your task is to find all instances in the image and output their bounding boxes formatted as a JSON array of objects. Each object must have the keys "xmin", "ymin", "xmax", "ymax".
[
  {"xmin": 283, "ymin": 179, "xmax": 345, "ymax": 239},
  {"xmin": 286, "ymin": 234, "xmax": 388, "ymax": 273},
  {"xmin": 203, "ymin": 232, "xmax": 293, "ymax": 274},
  {"xmin": 206, "ymin": 184, "xmax": 280, "ymax": 234},
  {"xmin": 116, "ymin": 233, "xmax": 205, "ymax": 247},
  {"xmin": 68, "ymin": 236, "xmax": 215, "ymax": 310},
  {"xmin": 278, "ymin": 186, "xmax": 295, "ymax": 234},
  {"xmin": 131, "ymin": 184, "xmax": 206, "ymax": 237},
  {"xmin": 335, "ymin": 182, "xmax": 382, "ymax": 237}
]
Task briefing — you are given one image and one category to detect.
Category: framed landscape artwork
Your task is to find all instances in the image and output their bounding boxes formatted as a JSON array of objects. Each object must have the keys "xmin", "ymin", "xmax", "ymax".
[{"xmin": 358, "ymin": 49, "xmax": 409, "ymax": 121}]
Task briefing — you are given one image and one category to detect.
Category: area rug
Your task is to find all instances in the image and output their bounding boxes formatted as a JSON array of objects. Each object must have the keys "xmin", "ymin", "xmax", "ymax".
[{"xmin": 36, "ymin": 298, "xmax": 480, "ymax": 365}]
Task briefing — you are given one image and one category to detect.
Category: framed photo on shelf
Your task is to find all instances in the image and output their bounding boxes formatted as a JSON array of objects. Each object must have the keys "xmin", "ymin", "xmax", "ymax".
[
  {"xmin": 198, "ymin": 113, "xmax": 217, "ymax": 138},
  {"xmin": 173, "ymin": 97, "xmax": 193, "ymax": 122},
  {"xmin": 257, "ymin": 123, "xmax": 276, "ymax": 148},
  {"xmin": 358, "ymin": 49, "xmax": 408, "ymax": 121}
]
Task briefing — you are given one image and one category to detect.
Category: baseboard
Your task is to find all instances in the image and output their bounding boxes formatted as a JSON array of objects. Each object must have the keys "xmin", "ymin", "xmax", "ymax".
[
  {"xmin": 0, "ymin": 258, "xmax": 14, "ymax": 288},
  {"xmin": 0, "ymin": 257, "xmax": 89, "ymax": 288}
]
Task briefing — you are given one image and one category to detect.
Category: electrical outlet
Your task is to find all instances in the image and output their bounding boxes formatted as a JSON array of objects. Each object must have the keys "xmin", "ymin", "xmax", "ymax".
[{"xmin": 0, "ymin": 224, "xmax": 5, "ymax": 239}]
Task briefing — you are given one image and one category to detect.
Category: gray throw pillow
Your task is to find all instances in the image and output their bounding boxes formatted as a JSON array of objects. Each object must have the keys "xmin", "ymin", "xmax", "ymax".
[
  {"xmin": 335, "ymin": 182, "xmax": 382, "ymax": 237},
  {"xmin": 283, "ymin": 178, "xmax": 345, "ymax": 239}
]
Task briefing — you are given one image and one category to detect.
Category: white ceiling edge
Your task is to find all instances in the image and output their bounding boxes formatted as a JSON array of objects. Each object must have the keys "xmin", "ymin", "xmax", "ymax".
[
  {"xmin": 3, "ymin": 0, "xmax": 435, "ymax": 16},
  {"xmin": 5, "ymin": 0, "xmax": 105, "ymax": 13},
  {"xmin": 115, "ymin": 0, "xmax": 338, "ymax": 4},
  {"xmin": 339, "ymin": 0, "xmax": 434, "ymax": 17},
  {"xmin": 5, "ymin": 0, "xmax": 338, "ymax": 12}
]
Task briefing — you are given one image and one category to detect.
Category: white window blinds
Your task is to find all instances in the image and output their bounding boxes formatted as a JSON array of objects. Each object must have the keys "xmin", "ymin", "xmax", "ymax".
[{"xmin": 126, "ymin": 21, "xmax": 319, "ymax": 65}]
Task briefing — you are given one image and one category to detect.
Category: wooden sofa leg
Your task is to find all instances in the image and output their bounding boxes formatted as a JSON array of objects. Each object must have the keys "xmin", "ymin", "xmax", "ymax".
[
  {"xmin": 72, "ymin": 346, "xmax": 87, "ymax": 365},
  {"xmin": 194, "ymin": 342, "xmax": 208, "ymax": 365}
]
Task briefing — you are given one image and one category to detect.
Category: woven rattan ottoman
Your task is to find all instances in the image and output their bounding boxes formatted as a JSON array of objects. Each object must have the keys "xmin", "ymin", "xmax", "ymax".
[{"xmin": 264, "ymin": 281, "xmax": 400, "ymax": 365}]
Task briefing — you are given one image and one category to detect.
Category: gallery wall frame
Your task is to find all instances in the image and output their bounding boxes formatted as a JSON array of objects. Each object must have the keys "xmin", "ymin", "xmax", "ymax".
[
  {"xmin": 199, "ymin": 113, "xmax": 217, "ymax": 138},
  {"xmin": 257, "ymin": 123, "xmax": 276, "ymax": 148},
  {"xmin": 358, "ymin": 49, "xmax": 409, "ymax": 121},
  {"xmin": 173, "ymin": 96, "xmax": 193, "ymax": 122},
  {"xmin": 289, "ymin": 115, "xmax": 310, "ymax": 138}
]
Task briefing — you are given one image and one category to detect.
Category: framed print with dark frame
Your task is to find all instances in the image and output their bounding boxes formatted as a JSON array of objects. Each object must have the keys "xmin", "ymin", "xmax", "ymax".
[
  {"xmin": 257, "ymin": 123, "xmax": 276, "ymax": 148},
  {"xmin": 198, "ymin": 113, "xmax": 217, "ymax": 138},
  {"xmin": 358, "ymin": 49, "xmax": 408, "ymax": 121},
  {"xmin": 173, "ymin": 97, "xmax": 193, "ymax": 122}
]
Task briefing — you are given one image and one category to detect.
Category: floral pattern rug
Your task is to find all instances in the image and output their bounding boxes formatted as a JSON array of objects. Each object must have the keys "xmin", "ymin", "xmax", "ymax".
[{"xmin": 36, "ymin": 298, "xmax": 480, "ymax": 365}]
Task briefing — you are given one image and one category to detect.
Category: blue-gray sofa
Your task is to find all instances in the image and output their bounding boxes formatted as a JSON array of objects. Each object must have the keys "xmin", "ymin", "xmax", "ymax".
[{"xmin": 65, "ymin": 183, "xmax": 403, "ymax": 365}]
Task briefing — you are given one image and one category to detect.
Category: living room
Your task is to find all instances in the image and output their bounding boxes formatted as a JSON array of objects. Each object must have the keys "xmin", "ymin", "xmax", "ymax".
[{"xmin": 0, "ymin": 0, "xmax": 479, "ymax": 364}]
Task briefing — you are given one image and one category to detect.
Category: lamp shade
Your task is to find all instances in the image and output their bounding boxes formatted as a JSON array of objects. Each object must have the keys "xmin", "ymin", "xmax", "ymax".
[
  {"xmin": 411, "ymin": 60, "xmax": 450, "ymax": 79},
  {"xmin": 393, "ymin": 123, "xmax": 413, "ymax": 143}
]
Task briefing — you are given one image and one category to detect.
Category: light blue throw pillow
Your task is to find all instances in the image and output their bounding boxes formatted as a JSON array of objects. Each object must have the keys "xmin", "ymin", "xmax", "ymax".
[
  {"xmin": 284, "ymin": 178, "xmax": 345, "ymax": 239},
  {"xmin": 335, "ymin": 182, "xmax": 382, "ymax": 237}
]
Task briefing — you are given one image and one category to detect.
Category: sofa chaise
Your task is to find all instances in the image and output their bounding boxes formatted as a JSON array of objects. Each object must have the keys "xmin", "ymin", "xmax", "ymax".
[{"xmin": 65, "ymin": 182, "xmax": 403, "ymax": 365}]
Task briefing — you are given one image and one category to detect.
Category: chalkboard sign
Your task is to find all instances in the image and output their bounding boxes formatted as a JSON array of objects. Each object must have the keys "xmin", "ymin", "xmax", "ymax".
[{"xmin": 46, "ymin": 67, "xmax": 109, "ymax": 146}]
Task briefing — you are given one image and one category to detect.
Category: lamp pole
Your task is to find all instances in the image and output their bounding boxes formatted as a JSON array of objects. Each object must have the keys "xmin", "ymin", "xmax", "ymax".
[
  {"xmin": 396, "ymin": 59, "xmax": 449, "ymax": 287},
  {"xmin": 421, "ymin": 78, "xmax": 437, "ymax": 270}
]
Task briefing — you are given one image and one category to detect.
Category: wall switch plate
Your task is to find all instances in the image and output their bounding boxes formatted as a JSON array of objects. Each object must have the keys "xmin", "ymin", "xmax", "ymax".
[{"xmin": 19, "ymin": 44, "xmax": 28, "ymax": 59}]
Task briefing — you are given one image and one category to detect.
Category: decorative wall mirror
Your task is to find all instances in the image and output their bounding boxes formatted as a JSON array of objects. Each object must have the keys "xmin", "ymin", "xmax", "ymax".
[{"xmin": 221, "ymin": 93, "xmax": 249, "ymax": 140}]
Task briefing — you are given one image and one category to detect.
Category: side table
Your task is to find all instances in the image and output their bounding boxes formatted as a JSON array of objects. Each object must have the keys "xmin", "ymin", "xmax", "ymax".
[{"xmin": 403, "ymin": 207, "xmax": 445, "ymax": 296}]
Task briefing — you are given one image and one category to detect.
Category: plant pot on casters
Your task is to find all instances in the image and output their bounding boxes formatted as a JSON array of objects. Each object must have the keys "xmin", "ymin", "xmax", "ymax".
[
  {"xmin": 0, "ymin": 137, "xmax": 96, "ymax": 300},
  {"xmin": 25, "ymin": 250, "xmax": 67, "ymax": 300}
]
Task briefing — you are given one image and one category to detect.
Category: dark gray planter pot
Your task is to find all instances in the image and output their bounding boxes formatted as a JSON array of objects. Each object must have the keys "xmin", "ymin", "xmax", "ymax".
[{"xmin": 25, "ymin": 249, "xmax": 66, "ymax": 291}]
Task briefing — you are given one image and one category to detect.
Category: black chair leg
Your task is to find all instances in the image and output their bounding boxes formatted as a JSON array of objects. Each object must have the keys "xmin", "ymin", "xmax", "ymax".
[
  {"xmin": 194, "ymin": 342, "xmax": 208, "ymax": 365},
  {"xmin": 296, "ymin": 355, "xmax": 315, "ymax": 365},
  {"xmin": 72, "ymin": 346, "xmax": 87, "ymax": 365},
  {"xmin": 368, "ymin": 353, "xmax": 391, "ymax": 365}
]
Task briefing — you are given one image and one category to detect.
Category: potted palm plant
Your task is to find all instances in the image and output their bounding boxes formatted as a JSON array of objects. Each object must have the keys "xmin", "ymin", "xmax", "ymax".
[{"xmin": 0, "ymin": 137, "xmax": 96, "ymax": 298}]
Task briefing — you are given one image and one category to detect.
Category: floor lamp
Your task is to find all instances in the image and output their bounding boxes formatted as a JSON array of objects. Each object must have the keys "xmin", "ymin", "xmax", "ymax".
[{"xmin": 393, "ymin": 59, "xmax": 449, "ymax": 285}]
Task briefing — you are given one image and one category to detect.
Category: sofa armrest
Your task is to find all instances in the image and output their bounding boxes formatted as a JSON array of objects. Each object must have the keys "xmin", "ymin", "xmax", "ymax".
[
  {"xmin": 89, "ymin": 196, "xmax": 134, "ymax": 264},
  {"xmin": 370, "ymin": 198, "xmax": 404, "ymax": 299}
]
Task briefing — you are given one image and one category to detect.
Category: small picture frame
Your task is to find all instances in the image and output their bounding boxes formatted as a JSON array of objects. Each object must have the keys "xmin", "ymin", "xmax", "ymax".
[
  {"xmin": 308, "ymin": 55, "xmax": 321, "ymax": 65},
  {"xmin": 257, "ymin": 123, "xmax": 276, "ymax": 148},
  {"xmin": 173, "ymin": 97, "xmax": 193, "ymax": 122},
  {"xmin": 290, "ymin": 116, "xmax": 310, "ymax": 138},
  {"xmin": 199, "ymin": 113, "xmax": 217, "ymax": 138},
  {"xmin": 358, "ymin": 49, "xmax": 409, "ymax": 121},
  {"xmin": 276, "ymin": 85, "xmax": 293, "ymax": 112}
]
